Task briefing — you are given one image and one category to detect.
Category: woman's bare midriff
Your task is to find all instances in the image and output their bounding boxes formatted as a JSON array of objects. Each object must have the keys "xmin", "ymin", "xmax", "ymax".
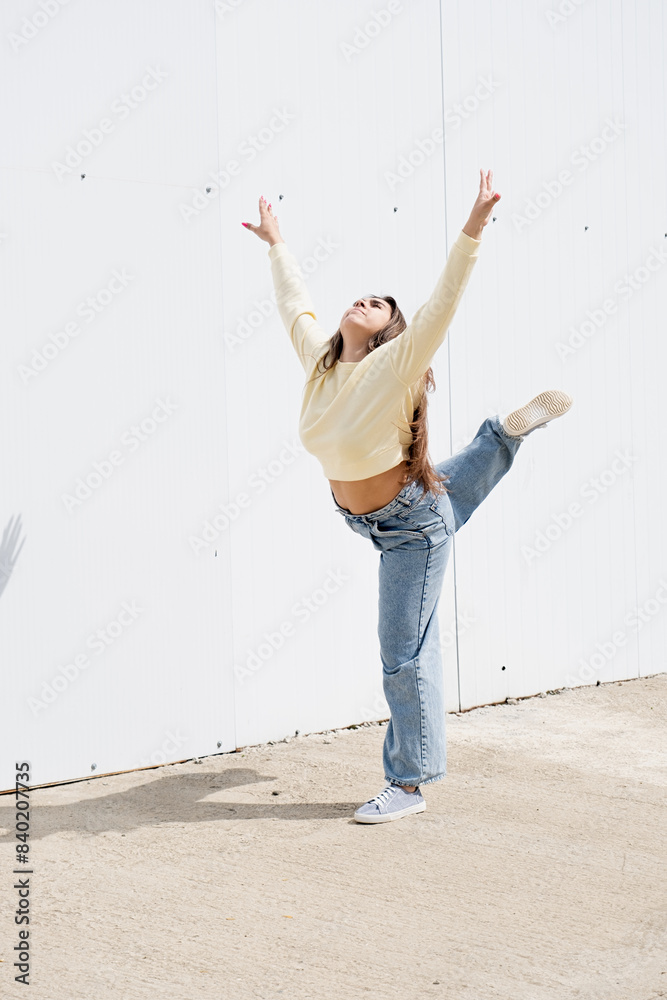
[{"xmin": 329, "ymin": 460, "xmax": 411, "ymax": 515}]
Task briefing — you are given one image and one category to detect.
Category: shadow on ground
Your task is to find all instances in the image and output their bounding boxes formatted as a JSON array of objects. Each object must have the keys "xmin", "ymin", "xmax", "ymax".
[{"xmin": 0, "ymin": 768, "xmax": 360, "ymax": 840}]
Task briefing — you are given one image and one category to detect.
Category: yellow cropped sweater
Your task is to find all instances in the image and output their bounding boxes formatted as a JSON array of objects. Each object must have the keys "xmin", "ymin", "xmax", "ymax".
[{"xmin": 268, "ymin": 228, "xmax": 482, "ymax": 481}]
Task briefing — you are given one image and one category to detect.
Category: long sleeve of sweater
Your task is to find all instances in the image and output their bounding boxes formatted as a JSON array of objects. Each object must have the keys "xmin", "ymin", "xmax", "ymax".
[
  {"xmin": 267, "ymin": 242, "xmax": 329, "ymax": 371},
  {"xmin": 384, "ymin": 229, "xmax": 481, "ymax": 386}
]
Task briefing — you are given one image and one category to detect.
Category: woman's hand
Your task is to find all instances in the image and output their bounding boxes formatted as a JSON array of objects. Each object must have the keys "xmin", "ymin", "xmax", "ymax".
[
  {"xmin": 241, "ymin": 195, "xmax": 284, "ymax": 246},
  {"xmin": 463, "ymin": 168, "xmax": 501, "ymax": 239}
]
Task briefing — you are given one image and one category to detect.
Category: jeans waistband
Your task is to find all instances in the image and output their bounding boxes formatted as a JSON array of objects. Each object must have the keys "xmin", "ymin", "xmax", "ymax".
[{"xmin": 331, "ymin": 479, "xmax": 420, "ymax": 522}]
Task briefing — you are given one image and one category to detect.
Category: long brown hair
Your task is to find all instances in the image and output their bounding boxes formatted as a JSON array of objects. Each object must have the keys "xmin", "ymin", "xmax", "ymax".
[{"xmin": 304, "ymin": 295, "xmax": 451, "ymax": 501}]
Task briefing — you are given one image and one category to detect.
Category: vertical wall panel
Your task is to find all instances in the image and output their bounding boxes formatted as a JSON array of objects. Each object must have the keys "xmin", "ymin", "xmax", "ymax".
[
  {"xmin": 442, "ymin": 0, "xmax": 666, "ymax": 707},
  {"xmin": 0, "ymin": 0, "xmax": 237, "ymax": 787}
]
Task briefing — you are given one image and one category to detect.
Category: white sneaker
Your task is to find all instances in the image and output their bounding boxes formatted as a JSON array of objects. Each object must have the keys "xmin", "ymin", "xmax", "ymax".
[
  {"xmin": 353, "ymin": 783, "xmax": 426, "ymax": 824},
  {"xmin": 501, "ymin": 389, "xmax": 573, "ymax": 438}
]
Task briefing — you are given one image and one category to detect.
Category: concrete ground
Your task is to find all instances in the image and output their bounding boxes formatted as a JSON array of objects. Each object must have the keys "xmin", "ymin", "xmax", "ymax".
[{"xmin": 1, "ymin": 674, "xmax": 666, "ymax": 1000}]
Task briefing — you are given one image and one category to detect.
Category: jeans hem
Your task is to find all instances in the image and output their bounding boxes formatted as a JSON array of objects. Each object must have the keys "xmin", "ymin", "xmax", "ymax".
[
  {"xmin": 494, "ymin": 413, "xmax": 525, "ymax": 445},
  {"xmin": 419, "ymin": 771, "xmax": 447, "ymax": 786},
  {"xmin": 386, "ymin": 771, "xmax": 446, "ymax": 788}
]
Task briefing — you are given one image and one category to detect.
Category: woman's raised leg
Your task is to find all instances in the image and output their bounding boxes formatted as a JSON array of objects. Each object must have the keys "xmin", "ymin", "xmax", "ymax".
[{"xmin": 434, "ymin": 414, "xmax": 523, "ymax": 532}]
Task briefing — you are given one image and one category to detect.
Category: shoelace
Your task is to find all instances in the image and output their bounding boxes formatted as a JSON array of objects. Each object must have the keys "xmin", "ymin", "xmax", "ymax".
[{"xmin": 369, "ymin": 784, "xmax": 403, "ymax": 808}]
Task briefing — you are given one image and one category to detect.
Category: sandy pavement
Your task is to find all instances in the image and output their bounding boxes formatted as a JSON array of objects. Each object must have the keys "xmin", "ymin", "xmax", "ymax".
[{"xmin": 1, "ymin": 674, "xmax": 666, "ymax": 1000}]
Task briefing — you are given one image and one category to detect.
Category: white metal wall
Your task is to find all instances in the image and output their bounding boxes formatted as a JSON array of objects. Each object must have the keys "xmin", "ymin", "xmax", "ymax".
[{"xmin": 1, "ymin": 0, "xmax": 664, "ymax": 788}]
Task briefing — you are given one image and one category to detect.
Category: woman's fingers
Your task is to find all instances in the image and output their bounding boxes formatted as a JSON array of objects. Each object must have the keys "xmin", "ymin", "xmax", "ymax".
[
  {"xmin": 479, "ymin": 168, "xmax": 495, "ymax": 199},
  {"xmin": 258, "ymin": 195, "xmax": 277, "ymax": 222},
  {"xmin": 470, "ymin": 170, "xmax": 500, "ymax": 223},
  {"xmin": 243, "ymin": 195, "xmax": 280, "ymax": 240}
]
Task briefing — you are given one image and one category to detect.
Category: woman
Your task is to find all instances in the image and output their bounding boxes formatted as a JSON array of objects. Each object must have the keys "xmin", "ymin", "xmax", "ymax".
[{"xmin": 242, "ymin": 170, "xmax": 572, "ymax": 824}]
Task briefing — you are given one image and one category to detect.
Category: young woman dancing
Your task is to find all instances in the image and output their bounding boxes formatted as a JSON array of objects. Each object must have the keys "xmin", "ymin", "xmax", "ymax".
[{"xmin": 242, "ymin": 169, "xmax": 572, "ymax": 824}]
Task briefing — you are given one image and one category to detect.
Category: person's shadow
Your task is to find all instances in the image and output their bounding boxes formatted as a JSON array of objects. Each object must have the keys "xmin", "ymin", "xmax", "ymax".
[
  {"xmin": 0, "ymin": 513, "xmax": 25, "ymax": 599},
  {"xmin": 0, "ymin": 767, "xmax": 361, "ymax": 840}
]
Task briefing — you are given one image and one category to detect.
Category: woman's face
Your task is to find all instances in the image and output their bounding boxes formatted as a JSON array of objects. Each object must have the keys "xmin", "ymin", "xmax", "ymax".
[{"xmin": 340, "ymin": 297, "xmax": 392, "ymax": 338}]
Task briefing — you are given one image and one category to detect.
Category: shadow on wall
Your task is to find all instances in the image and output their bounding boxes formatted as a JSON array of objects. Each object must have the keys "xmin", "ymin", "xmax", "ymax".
[{"xmin": 0, "ymin": 514, "xmax": 25, "ymax": 599}]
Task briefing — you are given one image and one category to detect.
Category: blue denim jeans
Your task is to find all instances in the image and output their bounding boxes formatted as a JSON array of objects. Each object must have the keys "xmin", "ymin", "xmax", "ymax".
[{"xmin": 331, "ymin": 415, "xmax": 524, "ymax": 788}]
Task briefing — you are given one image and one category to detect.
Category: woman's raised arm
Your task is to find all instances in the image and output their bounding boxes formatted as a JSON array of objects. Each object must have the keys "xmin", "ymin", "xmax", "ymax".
[
  {"xmin": 242, "ymin": 196, "xmax": 329, "ymax": 371},
  {"xmin": 384, "ymin": 169, "xmax": 500, "ymax": 387}
]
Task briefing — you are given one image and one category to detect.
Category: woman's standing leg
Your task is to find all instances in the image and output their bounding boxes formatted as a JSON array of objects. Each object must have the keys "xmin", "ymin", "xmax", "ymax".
[{"xmin": 375, "ymin": 524, "xmax": 453, "ymax": 789}]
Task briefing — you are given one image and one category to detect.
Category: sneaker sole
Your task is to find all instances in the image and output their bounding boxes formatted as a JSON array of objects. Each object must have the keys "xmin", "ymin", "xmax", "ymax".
[
  {"xmin": 503, "ymin": 389, "xmax": 573, "ymax": 437},
  {"xmin": 353, "ymin": 800, "xmax": 426, "ymax": 824}
]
